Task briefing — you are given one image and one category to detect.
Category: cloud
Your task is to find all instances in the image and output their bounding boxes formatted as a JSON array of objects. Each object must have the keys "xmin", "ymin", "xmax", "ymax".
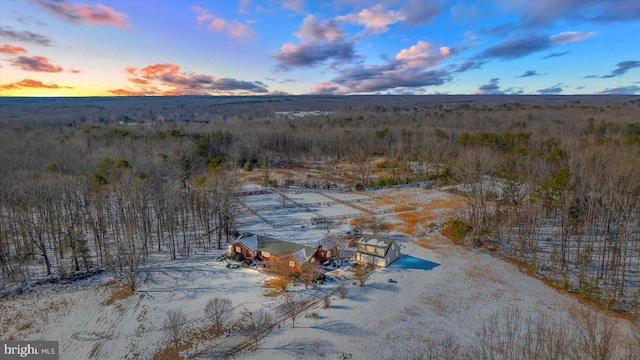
[
  {"xmin": 32, "ymin": 0, "xmax": 131, "ymax": 28},
  {"xmin": 473, "ymin": 78, "xmax": 502, "ymax": 95},
  {"xmin": 480, "ymin": 35, "xmax": 551, "ymax": 60},
  {"xmin": 0, "ymin": 26, "xmax": 52, "ymax": 46},
  {"xmin": 536, "ymin": 84, "xmax": 564, "ymax": 94},
  {"xmin": 480, "ymin": 31, "xmax": 594, "ymax": 60},
  {"xmin": 542, "ymin": 51, "xmax": 570, "ymax": 59},
  {"xmin": 107, "ymin": 88, "xmax": 151, "ymax": 96},
  {"xmin": 191, "ymin": 6, "xmax": 256, "ymax": 41},
  {"xmin": 516, "ymin": 70, "xmax": 543, "ymax": 78},
  {"xmin": 0, "ymin": 44, "xmax": 29, "ymax": 54},
  {"xmin": 282, "ymin": 0, "xmax": 304, "ymax": 13},
  {"xmin": 330, "ymin": 61, "xmax": 451, "ymax": 93},
  {"xmin": 514, "ymin": 0, "xmax": 640, "ymax": 25},
  {"xmin": 311, "ymin": 82, "xmax": 347, "ymax": 95},
  {"xmin": 550, "ymin": 31, "xmax": 596, "ymax": 44},
  {"xmin": 274, "ymin": 15, "xmax": 356, "ymax": 69},
  {"xmin": 336, "ymin": 4, "xmax": 404, "ymax": 35},
  {"xmin": 395, "ymin": 41, "xmax": 454, "ymax": 67},
  {"xmin": 601, "ymin": 60, "xmax": 640, "ymax": 78},
  {"xmin": 115, "ymin": 63, "xmax": 269, "ymax": 96},
  {"xmin": 401, "ymin": 0, "xmax": 443, "ymax": 26},
  {"xmin": 456, "ymin": 59, "xmax": 485, "ymax": 73},
  {"xmin": 335, "ymin": 1, "xmax": 442, "ymax": 34},
  {"xmin": 69, "ymin": 68, "xmax": 81, "ymax": 74},
  {"xmin": 503, "ymin": 87, "xmax": 525, "ymax": 95},
  {"xmin": 0, "ymin": 79, "xmax": 72, "ymax": 90},
  {"xmin": 597, "ymin": 85, "xmax": 640, "ymax": 95},
  {"xmin": 10, "ymin": 56, "xmax": 64, "ymax": 72}
]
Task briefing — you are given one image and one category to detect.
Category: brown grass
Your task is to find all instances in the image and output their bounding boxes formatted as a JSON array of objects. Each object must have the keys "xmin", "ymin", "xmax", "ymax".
[
  {"xmin": 103, "ymin": 283, "xmax": 134, "ymax": 306},
  {"xmin": 152, "ymin": 325, "xmax": 218, "ymax": 360},
  {"xmin": 414, "ymin": 237, "xmax": 439, "ymax": 249},
  {"xmin": 397, "ymin": 210, "xmax": 435, "ymax": 236}
]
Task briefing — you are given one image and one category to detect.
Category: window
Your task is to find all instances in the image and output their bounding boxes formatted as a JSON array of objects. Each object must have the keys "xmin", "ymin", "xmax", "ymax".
[
  {"xmin": 235, "ymin": 246, "xmax": 241, "ymax": 253},
  {"xmin": 289, "ymin": 260, "xmax": 295, "ymax": 268},
  {"xmin": 366, "ymin": 245, "xmax": 375, "ymax": 253}
]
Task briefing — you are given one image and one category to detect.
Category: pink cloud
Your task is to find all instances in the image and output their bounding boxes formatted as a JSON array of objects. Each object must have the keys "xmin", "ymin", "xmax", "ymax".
[
  {"xmin": 395, "ymin": 41, "xmax": 453, "ymax": 67},
  {"xmin": 282, "ymin": 0, "xmax": 304, "ymax": 13},
  {"xmin": 191, "ymin": 6, "xmax": 256, "ymax": 41},
  {"xmin": 550, "ymin": 31, "xmax": 596, "ymax": 44},
  {"xmin": 11, "ymin": 55, "xmax": 64, "ymax": 72},
  {"xmin": 311, "ymin": 82, "xmax": 346, "ymax": 95},
  {"xmin": 336, "ymin": 4, "xmax": 404, "ymax": 34},
  {"xmin": 0, "ymin": 44, "xmax": 28, "ymax": 54},
  {"xmin": 33, "ymin": 0, "xmax": 131, "ymax": 28}
]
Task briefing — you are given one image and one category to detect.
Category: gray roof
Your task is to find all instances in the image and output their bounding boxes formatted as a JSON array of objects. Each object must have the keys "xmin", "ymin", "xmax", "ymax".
[
  {"xmin": 356, "ymin": 234, "xmax": 394, "ymax": 248},
  {"xmin": 235, "ymin": 233, "xmax": 316, "ymax": 260}
]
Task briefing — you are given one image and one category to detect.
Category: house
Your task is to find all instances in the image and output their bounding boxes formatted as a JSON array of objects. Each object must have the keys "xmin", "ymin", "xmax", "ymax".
[
  {"xmin": 229, "ymin": 233, "xmax": 327, "ymax": 273},
  {"xmin": 354, "ymin": 234, "xmax": 401, "ymax": 267}
]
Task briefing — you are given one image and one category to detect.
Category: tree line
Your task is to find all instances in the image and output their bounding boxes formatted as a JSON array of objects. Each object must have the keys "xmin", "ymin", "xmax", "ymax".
[{"xmin": 0, "ymin": 96, "xmax": 638, "ymax": 313}]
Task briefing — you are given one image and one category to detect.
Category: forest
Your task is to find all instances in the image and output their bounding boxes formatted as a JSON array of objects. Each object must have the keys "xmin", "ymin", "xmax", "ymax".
[{"xmin": 0, "ymin": 95, "xmax": 639, "ymax": 313}]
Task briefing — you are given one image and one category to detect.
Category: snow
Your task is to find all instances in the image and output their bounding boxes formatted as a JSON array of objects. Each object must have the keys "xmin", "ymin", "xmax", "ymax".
[{"xmin": 1, "ymin": 186, "xmax": 635, "ymax": 359}]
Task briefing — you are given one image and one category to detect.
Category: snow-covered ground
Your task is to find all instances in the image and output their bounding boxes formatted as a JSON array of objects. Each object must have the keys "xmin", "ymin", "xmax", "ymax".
[{"xmin": 1, "ymin": 186, "xmax": 636, "ymax": 359}]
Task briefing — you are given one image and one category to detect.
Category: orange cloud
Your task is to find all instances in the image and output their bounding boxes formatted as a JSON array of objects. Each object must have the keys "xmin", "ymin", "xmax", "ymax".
[
  {"xmin": 0, "ymin": 79, "xmax": 73, "ymax": 90},
  {"xmin": 0, "ymin": 44, "xmax": 28, "ymax": 54},
  {"xmin": 11, "ymin": 56, "xmax": 64, "ymax": 72},
  {"xmin": 138, "ymin": 63, "xmax": 180, "ymax": 77},
  {"xmin": 128, "ymin": 77, "xmax": 149, "ymax": 85},
  {"xmin": 112, "ymin": 62, "xmax": 270, "ymax": 96},
  {"xmin": 108, "ymin": 89, "xmax": 150, "ymax": 96},
  {"xmin": 33, "ymin": 0, "xmax": 131, "ymax": 28}
]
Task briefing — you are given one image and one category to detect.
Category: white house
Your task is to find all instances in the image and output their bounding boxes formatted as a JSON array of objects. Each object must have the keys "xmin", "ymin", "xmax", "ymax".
[{"xmin": 354, "ymin": 234, "xmax": 400, "ymax": 267}]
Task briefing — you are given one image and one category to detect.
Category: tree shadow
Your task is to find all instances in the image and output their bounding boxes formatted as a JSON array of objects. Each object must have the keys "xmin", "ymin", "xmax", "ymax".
[
  {"xmin": 267, "ymin": 339, "xmax": 334, "ymax": 357},
  {"xmin": 310, "ymin": 320, "xmax": 369, "ymax": 337}
]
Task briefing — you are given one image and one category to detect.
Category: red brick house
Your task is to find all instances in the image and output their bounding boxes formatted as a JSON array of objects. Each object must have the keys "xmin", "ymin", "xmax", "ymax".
[{"xmin": 229, "ymin": 233, "xmax": 328, "ymax": 273}]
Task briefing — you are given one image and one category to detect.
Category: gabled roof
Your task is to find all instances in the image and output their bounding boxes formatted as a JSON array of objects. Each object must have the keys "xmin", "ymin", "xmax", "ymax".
[
  {"xmin": 234, "ymin": 233, "xmax": 316, "ymax": 260},
  {"xmin": 289, "ymin": 247, "xmax": 316, "ymax": 264},
  {"xmin": 356, "ymin": 234, "xmax": 394, "ymax": 248},
  {"xmin": 236, "ymin": 233, "xmax": 258, "ymax": 251}
]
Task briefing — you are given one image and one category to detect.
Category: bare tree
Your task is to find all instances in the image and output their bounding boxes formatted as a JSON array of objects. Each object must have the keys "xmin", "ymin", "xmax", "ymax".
[
  {"xmin": 570, "ymin": 307, "xmax": 620, "ymax": 360},
  {"xmin": 278, "ymin": 296, "xmax": 310, "ymax": 328},
  {"xmin": 204, "ymin": 297, "xmax": 234, "ymax": 336},
  {"xmin": 352, "ymin": 264, "xmax": 374, "ymax": 287},
  {"xmin": 298, "ymin": 261, "xmax": 319, "ymax": 290},
  {"xmin": 239, "ymin": 308, "xmax": 273, "ymax": 350},
  {"xmin": 162, "ymin": 309, "xmax": 187, "ymax": 356}
]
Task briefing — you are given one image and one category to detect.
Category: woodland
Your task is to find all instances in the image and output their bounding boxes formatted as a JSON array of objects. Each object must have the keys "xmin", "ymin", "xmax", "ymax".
[{"xmin": 0, "ymin": 95, "xmax": 639, "ymax": 314}]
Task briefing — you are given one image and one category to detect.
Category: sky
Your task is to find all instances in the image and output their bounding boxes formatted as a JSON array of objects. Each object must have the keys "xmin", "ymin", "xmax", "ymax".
[{"xmin": 0, "ymin": 0, "xmax": 639, "ymax": 97}]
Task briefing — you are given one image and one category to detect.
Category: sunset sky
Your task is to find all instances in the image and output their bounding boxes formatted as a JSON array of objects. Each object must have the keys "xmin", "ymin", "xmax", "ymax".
[{"xmin": 0, "ymin": 0, "xmax": 639, "ymax": 96}]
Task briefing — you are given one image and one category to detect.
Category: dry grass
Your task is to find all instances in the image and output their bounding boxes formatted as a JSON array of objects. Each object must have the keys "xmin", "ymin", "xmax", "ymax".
[
  {"xmin": 103, "ymin": 283, "xmax": 135, "ymax": 306},
  {"xmin": 464, "ymin": 263, "xmax": 505, "ymax": 285},
  {"xmin": 413, "ymin": 237, "xmax": 440, "ymax": 250},
  {"xmin": 153, "ymin": 324, "xmax": 218, "ymax": 360},
  {"xmin": 397, "ymin": 210, "xmax": 435, "ymax": 236}
]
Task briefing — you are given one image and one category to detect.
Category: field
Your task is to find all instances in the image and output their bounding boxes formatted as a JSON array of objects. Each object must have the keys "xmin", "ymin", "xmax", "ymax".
[{"xmin": 2, "ymin": 185, "xmax": 638, "ymax": 359}]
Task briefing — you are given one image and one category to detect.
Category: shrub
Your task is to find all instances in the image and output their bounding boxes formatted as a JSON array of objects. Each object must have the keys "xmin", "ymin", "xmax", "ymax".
[
  {"xmin": 322, "ymin": 295, "xmax": 331, "ymax": 309},
  {"xmin": 442, "ymin": 218, "xmax": 471, "ymax": 245}
]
